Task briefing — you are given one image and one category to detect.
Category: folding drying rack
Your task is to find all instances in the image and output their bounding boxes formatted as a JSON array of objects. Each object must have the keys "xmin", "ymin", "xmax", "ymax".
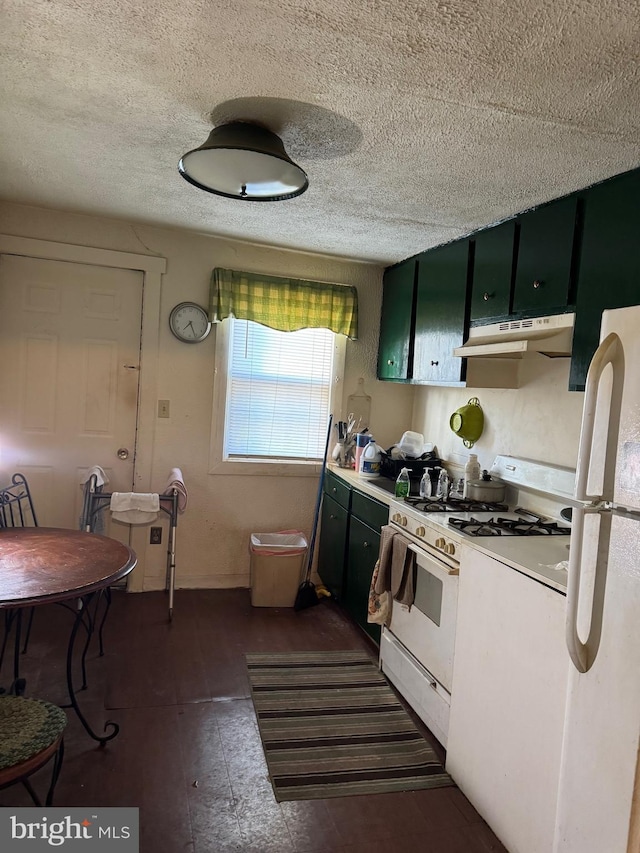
[{"xmin": 80, "ymin": 474, "xmax": 179, "ymax": 618}]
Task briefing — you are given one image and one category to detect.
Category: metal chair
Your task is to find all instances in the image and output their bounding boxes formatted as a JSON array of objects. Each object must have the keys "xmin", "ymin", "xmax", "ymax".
[
  {"xmin": 0, "ymin": 695, "xmax": 66, "ymax": 806},
  {"xmin": 0, "ymin": 473, "xmax": 38, "ymax": 529},
  {"xmin": 0, "ymin": 474, "xmax": 38, "ymax": 659}
]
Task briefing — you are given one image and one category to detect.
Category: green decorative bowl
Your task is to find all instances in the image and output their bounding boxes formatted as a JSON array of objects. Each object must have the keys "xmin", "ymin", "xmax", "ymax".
[{"xmin": 449, "ymin": 397, "xmax": 484, "ymax": 448}]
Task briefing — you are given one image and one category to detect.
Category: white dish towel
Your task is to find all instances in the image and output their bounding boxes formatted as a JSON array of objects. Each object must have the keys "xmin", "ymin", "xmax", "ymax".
[
  {"xmin": 82, "ymin": 465, "xmax": 109, "ymax": 488},
  {"xmin": 162, "ymin": 468, "xmax": 188, "ymax": 513},
  {"xmin": 110, "ymin": 492, "xmax": 160, "ymax": 524}
]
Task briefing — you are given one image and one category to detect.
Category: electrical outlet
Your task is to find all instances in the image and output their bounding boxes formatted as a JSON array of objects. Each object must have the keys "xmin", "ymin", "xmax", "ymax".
[
  {"xmin": 158, "ymin": 399, "xmax": 170, "ymax": 418},
  {"xmin": 150, "ymin": 527, "xmax": 162, "ymax": 545}
]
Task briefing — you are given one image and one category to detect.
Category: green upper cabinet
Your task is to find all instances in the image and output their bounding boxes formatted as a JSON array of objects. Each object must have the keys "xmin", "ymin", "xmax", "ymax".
[
  {"xmin": 570, "ymin": 170, "xmax": 640, "ymax": 391},
  {"xmin": 413, "ymin": 240, "xmax": 471, "ymax": 384},
  {"xmin": 470, "ymin": 222, "xmax": 516, "ymax": 323},
  {"xmin": 512, "ymin": 196, "xmax": 579, "ymax": 315},
  {"xmin": 377, "ymin": 258, "xmax": 416, "ymax": 380}
]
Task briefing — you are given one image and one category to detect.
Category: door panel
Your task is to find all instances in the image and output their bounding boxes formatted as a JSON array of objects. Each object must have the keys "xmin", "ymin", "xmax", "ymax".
[
  {"xmin": 570, "ymin": 169, "xmax": 640, "ymax": 391},
  {"xmin": 513, "ymin": 196, "xmax": 578, "ymax": 315},
  {"xmin": 413, "ymin": 240, "xmax": 470, "ymax": 383},
  {"xmin": 377, "ymin": 258, "xmax": 415, "ymax": 380},
  {"xmin": 317, "ymin": 494, "xmax": 349, "ymax": 600},
  {"xmin": 346, "ymin": 516, "xmax": 381, "ymax": 644},
  {"xmin": 0, "ymin": 255, "xmax": 142, "ymax": 542},
  {"xmin": 470, "ymin": 222, "xmax": 515, "ymax": 322}
]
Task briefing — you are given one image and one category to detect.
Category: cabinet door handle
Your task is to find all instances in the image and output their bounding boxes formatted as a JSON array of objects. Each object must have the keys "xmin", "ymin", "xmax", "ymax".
[
  {"xmin": 332, "ymin": 487, "xmax": 337, "ymax": 493},
  {"xmin": 363, "ymin": 541, "xmax": 370, "ymax": 548},
  {"xmin": 483, "ymin": 291, "xmax": 494, "ymax": 301},
  {"xmin": 387, "ymin": 359, "xmax": 394, "ymax": 366},
  {"xmin": 329, "ymin": 514, "xmax": 336, "ymax": 519},
  {"xmin": 430, "ymin": 360, "xmax": 439, "ymax": 366},
  {"xmin": 533, "ymin": 279, "xmax": 543, "ymax": 289}
]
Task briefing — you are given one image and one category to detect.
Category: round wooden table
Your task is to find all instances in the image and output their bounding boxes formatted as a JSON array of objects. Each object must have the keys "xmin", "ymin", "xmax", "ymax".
[{"xmin": 0, "ymin": 528, "xmax": 137, "ymax": 745}]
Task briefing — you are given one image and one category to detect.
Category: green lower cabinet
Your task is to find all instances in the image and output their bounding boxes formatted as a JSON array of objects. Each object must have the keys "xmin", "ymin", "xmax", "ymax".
[
  {"xmin": 317, "ymin": 494, "xmax": 349, "ymax": 600},
  {"xmin": 345, "ymin": 516, "xmax": 381, "ymax": 645}
]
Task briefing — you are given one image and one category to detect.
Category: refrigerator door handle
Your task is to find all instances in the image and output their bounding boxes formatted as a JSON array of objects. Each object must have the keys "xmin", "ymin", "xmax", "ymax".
[
  {"xmin": 566, "ymin": 504, "xmax": 612, "ymax": 673},
  {"xmin": 575, "ymin": 332, "xmax": 624, "ymax": 503}
]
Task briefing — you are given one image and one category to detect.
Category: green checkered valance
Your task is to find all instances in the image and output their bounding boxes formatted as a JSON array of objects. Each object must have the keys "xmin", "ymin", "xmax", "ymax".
[{"xmin": 210, "ymin": 268, "xmax": 358, "ymax": 339}]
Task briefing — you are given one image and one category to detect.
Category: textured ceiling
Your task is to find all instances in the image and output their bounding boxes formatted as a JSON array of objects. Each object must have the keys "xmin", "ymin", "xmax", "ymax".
[{"xmin": 1, "ymin": 0, "xmax": 639, "ymax": 264}]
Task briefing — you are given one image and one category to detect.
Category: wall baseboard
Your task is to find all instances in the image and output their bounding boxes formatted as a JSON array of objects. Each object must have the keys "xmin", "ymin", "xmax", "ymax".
[{"xmin": 140, "ymin": 573, "xmax": 248, "ymax": 592}]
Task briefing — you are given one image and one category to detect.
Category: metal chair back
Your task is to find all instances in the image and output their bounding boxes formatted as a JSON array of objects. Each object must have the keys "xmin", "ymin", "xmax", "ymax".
[{"xmin": 0, "ymin": 473, "xmax": 38, "ymax": 528}]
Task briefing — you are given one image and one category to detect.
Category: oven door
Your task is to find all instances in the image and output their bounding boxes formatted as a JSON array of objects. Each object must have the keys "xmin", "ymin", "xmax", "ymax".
[{"xmin": 387, "ymin": 543, "xmax": 459, "ymax": 693}]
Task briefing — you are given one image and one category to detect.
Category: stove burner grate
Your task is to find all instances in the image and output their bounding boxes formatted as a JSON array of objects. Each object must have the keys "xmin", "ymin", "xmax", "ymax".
[
  {"xmin": 404, "ymin": 496, "xmax": 509, "ymax": 514},
  {"xmin": 448, "ymin": 516, "xmax": 571, "ymax": 537}
]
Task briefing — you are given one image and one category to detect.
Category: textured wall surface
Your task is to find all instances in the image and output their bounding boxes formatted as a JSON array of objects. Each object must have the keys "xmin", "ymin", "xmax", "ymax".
[
  {"xmin": 0, "ymin": 1, "xmax": 638, "ymax": 262},
  {"xmin": 412, "ymin": 357, "xmax": 585, "ymax": 474},
  {"xmin": 0, "ymin": 200, "xmax": 414, "ymax": 588}
]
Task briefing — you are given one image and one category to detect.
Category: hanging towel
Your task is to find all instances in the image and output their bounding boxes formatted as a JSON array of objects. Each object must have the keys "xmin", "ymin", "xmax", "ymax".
[
  {"xmin": 367, "ymin": 558, "xmax": 391, "ymax": 626},
  {"xmin": 374, "ymin": 525, "xmax": 398, "ymax": 596},
  {"xmin": 82, "ymin": 466, "xmax": 109, "ymax": 488},
  {"xmin": 162, "ymin": 468, "xmax": 188, "ymax": 513},
  {"xmin": 391, "ymin": 535, "xmax": 416, "ymax": 607},
  {"xmin": 375, "ymin": 525, "xmax": 416, "ymax": 608},
  {"xmin": 110, "ymin": 492, "xmax": 159, "ymax": 524}
]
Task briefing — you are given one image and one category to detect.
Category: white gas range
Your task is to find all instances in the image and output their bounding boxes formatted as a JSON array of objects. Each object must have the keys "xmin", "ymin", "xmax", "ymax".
[{"xmin": 379, "ymin": 455, "xmax": 574, "ymax": 748}]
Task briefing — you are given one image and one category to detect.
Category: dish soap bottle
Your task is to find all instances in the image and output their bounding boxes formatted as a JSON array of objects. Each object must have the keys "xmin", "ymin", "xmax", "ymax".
[
  {"xmin": 419, "ymin": 469, "xmax": 432, "ymax": 498},
  {"xmin": 395, "ymin": 467, "xmax": 410, "ymax": 498},
  {"xmin": 436, "ymin": 468, "xmax": 450, "ymax": 500},
  {"xmin": 463, "ymin": 453, "xmax": 481, "ymax": 498}
]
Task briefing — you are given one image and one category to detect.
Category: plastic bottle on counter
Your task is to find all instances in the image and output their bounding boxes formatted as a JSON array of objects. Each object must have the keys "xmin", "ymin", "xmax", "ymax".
[
  {"xmin": 463, "ymin": 453, "xmax": 481, "ymax": 498},
  {"xmin": 419, "ymin": 469, "xmax": 433, "ymax": 498},
  {"xmin": 395, "ymin": 467, "xmax": 410, "ymax": 498},
  {"xmin": 359, "ymin": 439, "xmax": 381, "ymax": 479},
  {"xmin": 354, "ymin": 433, "xmax": 372, "ymax": 473},
  {"xmin": 436, "ymin": 468, "xmax": 450, "ymax": 499}
]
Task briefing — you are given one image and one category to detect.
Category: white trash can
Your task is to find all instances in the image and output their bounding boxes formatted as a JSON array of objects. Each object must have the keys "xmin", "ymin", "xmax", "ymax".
[{"xmin": 249, "ymin": 531, "xmax": 308, "ymax": 607}]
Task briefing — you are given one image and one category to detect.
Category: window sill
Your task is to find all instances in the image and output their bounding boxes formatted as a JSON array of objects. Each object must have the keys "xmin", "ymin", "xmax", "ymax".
[{"xmin": 209, "ymin": 458, "xmax": 323, "ymax": 477}]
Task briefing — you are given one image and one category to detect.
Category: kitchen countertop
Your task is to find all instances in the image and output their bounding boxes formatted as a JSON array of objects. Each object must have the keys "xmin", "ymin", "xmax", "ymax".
[
  {"xmin": 328, "ymin": 465, "xmax": 569, "ymax": 594},
  {"xmin": 465, "ymin": 536, "xmax": 569, "ymax": 594},
  {"xmin": 327, "ymin": 464, "xmax": 398, "ymax": 505}
]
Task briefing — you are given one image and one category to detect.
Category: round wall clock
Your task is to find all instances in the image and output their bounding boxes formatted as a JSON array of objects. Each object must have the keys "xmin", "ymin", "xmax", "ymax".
[{"xmin": 169, "ymin": 302, "xmax": 212, "ymax": 343}]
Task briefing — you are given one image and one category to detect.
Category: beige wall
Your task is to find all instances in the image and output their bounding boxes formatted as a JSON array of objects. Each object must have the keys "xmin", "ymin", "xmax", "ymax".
[
  {"xmin": 0, "ymin": 200, "xmax": 414, "ymax": 589},
  {"xmin": 412, "ymin": 356, "xmax": 585, "ymax": 474},
  {"xmin": 1, "ymin": 199, "xmax": 583, "ymax": 590}
]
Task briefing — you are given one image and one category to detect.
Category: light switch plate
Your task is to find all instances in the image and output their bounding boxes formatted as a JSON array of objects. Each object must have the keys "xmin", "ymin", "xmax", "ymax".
[{"xmin": 158, "ymin": 399, "xmax": 170, "ymax": 418}]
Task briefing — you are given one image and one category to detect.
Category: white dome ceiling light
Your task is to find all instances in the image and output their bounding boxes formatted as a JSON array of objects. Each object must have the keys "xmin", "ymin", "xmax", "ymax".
[{"xmin": 178, "ymin": 121, "xmax": 309, "ymax": 202}]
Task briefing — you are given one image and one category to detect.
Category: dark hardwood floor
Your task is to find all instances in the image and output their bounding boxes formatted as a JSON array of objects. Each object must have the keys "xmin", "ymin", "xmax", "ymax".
[{"xmin": 2, "ymin": 590, "xmax": 507, "ymax": 852}]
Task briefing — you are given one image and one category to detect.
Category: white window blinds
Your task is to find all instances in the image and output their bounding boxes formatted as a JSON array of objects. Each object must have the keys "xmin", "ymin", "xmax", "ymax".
[{"xmin": 225, "ymin": 319, "xmax": 335, "ymax": 461}]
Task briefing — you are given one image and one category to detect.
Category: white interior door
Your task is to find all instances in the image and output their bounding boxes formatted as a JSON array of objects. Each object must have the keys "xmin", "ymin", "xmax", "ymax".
[{"xmin": 0, "ymin": 254, "xmax": 143, "ymax": 543}]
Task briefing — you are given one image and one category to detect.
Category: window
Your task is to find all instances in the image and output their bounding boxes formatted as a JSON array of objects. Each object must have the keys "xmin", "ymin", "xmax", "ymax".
[{"xmin": 210, "ymin": 318, "xmax": 345, "ymax": 474}]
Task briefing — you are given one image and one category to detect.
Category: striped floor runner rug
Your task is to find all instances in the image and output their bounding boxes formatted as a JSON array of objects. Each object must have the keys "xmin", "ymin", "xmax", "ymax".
[{"xmin": 246, "ymin": 650, "xmax": 453, "ymax": 801}]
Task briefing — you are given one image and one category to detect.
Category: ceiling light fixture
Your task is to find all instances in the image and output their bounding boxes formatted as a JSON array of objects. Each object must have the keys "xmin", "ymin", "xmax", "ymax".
[{"xmin": 178, "ymin": 121, "xmax": 308, "ymax": 202}]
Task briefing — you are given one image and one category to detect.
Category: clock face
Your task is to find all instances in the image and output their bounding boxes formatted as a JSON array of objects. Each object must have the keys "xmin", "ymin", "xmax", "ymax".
[{"xmin": 169, "ymin": 302, "xmax": 212, "ymax": 343}]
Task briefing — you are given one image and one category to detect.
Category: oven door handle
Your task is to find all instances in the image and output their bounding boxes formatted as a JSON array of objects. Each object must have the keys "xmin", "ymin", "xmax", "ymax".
[{"xmin": 407, "ymin": 542, "xmax": 459, "ymax": 577}]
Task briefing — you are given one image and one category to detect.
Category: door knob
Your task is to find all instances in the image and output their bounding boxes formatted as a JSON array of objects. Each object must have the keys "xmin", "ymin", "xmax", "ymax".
[{"xmin": 117, "ymin": 448, "xmax": 130, "ymax": 460}]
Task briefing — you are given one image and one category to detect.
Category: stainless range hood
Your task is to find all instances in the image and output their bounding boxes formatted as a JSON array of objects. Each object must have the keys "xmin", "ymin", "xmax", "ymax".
[{"xmin": 453, "ymin": 313, "xmax": 575, "ymax": 359}]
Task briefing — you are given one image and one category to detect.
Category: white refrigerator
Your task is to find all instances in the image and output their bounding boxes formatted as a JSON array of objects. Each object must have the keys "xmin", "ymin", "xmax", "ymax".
[{"xmin": 554, "ymin": 305, "xmax": 640, "ymax": 853}]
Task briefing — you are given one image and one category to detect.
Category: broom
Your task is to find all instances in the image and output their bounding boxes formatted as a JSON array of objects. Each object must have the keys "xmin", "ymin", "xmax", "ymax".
[{"xmin": 294, "ymin": 414, "xmax": 333, "ymax": 611}]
